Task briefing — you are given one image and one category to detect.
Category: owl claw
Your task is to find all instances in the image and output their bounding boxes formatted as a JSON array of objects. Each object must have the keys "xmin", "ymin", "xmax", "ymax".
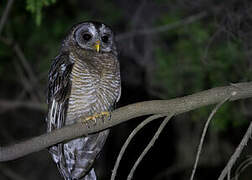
[
  {"xmin": 82, "ymin": 111, "xmax": 110, "ymax": 127},
  {"xmin": 101, "ymin": 111, "xmax": 111, "ymax": 122},
  {"xmin": 82, "ymin": 115, "xmax": 97, "ymax": 128}
]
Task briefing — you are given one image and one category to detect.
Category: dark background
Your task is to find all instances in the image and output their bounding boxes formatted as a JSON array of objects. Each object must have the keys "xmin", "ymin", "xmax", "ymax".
[{"xmin": 0, "ymin": 0, "xmax": 252, "ymax": 179}]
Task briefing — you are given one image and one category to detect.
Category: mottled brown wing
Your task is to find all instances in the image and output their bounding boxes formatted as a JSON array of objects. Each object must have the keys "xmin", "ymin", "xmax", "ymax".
[
  {"xmin": 47, "ymin": 52, "xmax": 73, "ymax": 131},
  {"xmin": 46, "ymin": 52, "xmax": 74, "ymax": 178},
  {"xmin": 47, "ymin": 52, "xmax": 73, "ymax": 106}
]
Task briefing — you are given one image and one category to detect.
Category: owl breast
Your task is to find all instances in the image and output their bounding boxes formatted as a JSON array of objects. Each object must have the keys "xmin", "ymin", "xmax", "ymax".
[{"xmin": 66, "ymin": 53, "xmax": 120, "ymax": 125}]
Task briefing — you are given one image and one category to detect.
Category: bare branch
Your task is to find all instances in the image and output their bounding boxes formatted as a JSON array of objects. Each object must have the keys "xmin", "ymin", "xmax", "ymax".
[
  {"xmin": 218, "ymin": 121, "xmax": 252, "ymax": 180},
  {"xmin": 13, "ymin": 62, "xmax": 40, "ymax": 102},
  {"xmin": 190, "ymin": 95, "xmax": 232, "ymax": 180},
  {"xmin": 13, "ymin": 43, "xmax": 40, "ymax": 86},
  {"xmin": 127, "ymin": 114, "xmax": 173, "ymax": 180},
  {"xmin": 0, "ymin": 37, "xmax": 43, "ymax": 101},
  {"xmin": 0, "ymin": 37, "xmax": 39, "ymax": 87},
  {"xmin": 116, "ymin": 11, "xmax": 208, "ymax": 41},
  {"xmin": 0, "ymin": 0, "xmax": 14, "ymax": 36},
  {"xmin": 111, "ymin": 114, "xmax": 164, "ymax": 180},
  {"xmin": 0, "ymin": 99, "xmax": 46, "ymax": 112},
  {"xmin": 201, "ymin": 28, "xmax": 223, "ymax": 63},
  {"xmin": 234, "ymin": 156, "xmax": 252, "ymax": 180},
  {"xmin": 0, "ymin": 82, "xmax": 252, "ymax": 162}
]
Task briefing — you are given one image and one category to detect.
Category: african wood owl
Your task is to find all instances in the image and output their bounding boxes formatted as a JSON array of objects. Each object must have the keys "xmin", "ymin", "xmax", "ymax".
[{"xmin": 46, "ymin": 21, "xmax": 121, "ymax": 180}]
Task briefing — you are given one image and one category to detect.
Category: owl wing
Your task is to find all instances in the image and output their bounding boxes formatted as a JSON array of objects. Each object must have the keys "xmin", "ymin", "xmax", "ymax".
[
  {"xmin": 47, "ymin": 52, "xmax": 73, "ymax": 131},
  {"xmin": 46, "ymin": 52, "xmax": 74, "ymax": 175}
]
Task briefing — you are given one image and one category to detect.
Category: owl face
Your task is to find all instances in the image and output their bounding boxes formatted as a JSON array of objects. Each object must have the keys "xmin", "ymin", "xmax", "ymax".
[{"xmin": 73, "ymin": 22, "xmax": 116, "ymax": 54}]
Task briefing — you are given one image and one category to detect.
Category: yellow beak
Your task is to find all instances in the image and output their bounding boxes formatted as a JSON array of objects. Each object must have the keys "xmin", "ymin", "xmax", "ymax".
[{"xmin": 94, "ymin": 41, "xmax": 100, "ymax": 52}]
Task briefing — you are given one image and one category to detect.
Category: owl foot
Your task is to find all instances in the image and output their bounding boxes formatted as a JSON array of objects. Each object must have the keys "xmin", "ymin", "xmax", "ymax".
[
  {"xmin": 100, "ymin": 111, "xmax": 110, "ymax": 122},
  {"xmin": 82, "ymin": 111, "xmax": 110, "ymax": 127}
]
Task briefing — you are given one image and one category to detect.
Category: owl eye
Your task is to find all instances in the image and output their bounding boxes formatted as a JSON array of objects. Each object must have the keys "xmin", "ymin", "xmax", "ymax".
[
  {"xmin": 102, "ymin": 35, "xmax": 109, "ymax": 43},
  {"xmin": 82, "ymin": 33, "xmax": 92, "ymax": 41}
]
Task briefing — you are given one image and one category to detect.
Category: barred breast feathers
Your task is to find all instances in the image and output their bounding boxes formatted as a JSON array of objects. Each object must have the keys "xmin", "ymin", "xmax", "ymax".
[{"xmin": 66, "ymin": 52, "xmax": 121, "ymax": 124}]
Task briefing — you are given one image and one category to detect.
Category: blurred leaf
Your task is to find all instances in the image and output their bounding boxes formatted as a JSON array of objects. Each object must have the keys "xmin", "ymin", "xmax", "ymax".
[{"xmin": 26, "ymin": 0, "xmax": 57, "ymax": 25}]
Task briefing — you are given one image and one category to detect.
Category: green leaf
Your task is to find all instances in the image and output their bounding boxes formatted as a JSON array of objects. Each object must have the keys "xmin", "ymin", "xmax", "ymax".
[{"xmin": 26, "ymin": 0, "xmax": 57, "ymax": 25}]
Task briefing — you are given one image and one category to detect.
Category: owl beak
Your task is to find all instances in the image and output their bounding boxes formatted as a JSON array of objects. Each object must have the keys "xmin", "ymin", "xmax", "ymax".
[{"xmin": 94, "ymin": 41, "xmax": 100, "ymax": 52}]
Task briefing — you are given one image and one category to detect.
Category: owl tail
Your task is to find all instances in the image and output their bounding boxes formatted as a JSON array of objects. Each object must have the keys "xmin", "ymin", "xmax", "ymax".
[
  {"xmin": 63, "ymin": 169, "xmax": 96, "ymax": 180},
  {"xmin": 82, "ymin": 169, "xmax": 96, "ymax": 180}
]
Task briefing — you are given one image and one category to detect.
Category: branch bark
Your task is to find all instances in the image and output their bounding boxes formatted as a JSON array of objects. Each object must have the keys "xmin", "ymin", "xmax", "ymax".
[{"xmin": 0, "ymin": 82, "xmax": 252, "ymax": 162}]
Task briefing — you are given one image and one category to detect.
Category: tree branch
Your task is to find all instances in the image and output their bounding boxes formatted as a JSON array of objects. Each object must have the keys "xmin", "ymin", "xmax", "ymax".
[
  {"xmin": 0, "ymin": 99, "xmax": 46, "ymax": 112},
  {"xmin": 111, "ymin": 114, "xmax": 164, "ymax": 180},
  {"xmin": 190, "ymin": 95, "xmax": 232, "ymax": 180},
  {"xmin": 127, "ymin": 114, "xmax": 173, "ymax": 180},
  {"xmin": 218, "ymin": 121, "xmax": 252, "ymax": 180},
  {"xmin": 116, "ymin": 11, "xmax": 207, "ymax": 40},
  {"xmin": 0, "ymin": 37, "xmax": 44, "ymax": 101},
  {"xmin": 0, "ymin": 0, "xmax": 14, "ymax": 36},
  {"xmin": 0, "ymin": 82, "xmax": 252, "ymax": 162},
  {"xmin": 234, "ymin": 156, "xmax": 252, "ymax": 180}
]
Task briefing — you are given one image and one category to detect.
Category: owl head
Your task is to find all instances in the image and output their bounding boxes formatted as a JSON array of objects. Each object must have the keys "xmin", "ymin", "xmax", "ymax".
[{"xmin": 63, "ymin": 21, "xmax": 117, "ymax": 56}]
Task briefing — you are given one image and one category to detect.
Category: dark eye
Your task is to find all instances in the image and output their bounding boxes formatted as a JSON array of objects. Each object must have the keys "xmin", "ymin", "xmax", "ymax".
[
  {"xmin": 82, "ymin": 33, "xmax": 92, "ymax": 41},
  {"xmin": 102, "ymin": 35, "xmax": 109, "ymax": 43}
]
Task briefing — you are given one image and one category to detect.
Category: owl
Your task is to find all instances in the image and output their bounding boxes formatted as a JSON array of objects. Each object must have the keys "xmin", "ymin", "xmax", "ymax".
[{"xmin": 46, "ymin": 21, "xmax": 121, "ymax": 180}]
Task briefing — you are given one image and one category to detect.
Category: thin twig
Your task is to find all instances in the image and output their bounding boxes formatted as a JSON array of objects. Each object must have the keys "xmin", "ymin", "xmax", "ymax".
[
  {"xmin": 111, "ymin": 114, "xmax": 164, "ymax": 180},
  {"xmin": 202, "ymin": 28, "xmax": 223, "ymax": 63},
  {"xmin": 127, "ymin": 114, "xmax": 173, "ymax": 180},
  {"xmin": 0, "ymin": 0, "xmax": 14, "ymax": 36},
  {"xmin": 218, "ymin": 121, "xmax": 252, "ymax": 180},
  {"xmin": 0, "ymin": 99, "xmax": 46, "ymax": 112},
  {"xmin": 13, "ymin": 43, "xmax": 43, "ymax": 101},
  {"xmin": 14, "ymin": 44, "xmax": 39, "ymax": 85},
  {"xmin": 190, "ymin": 95, "xmax": 232, "ymax": 180},
  {"xmin": 0, "ymin": 37, "xmax": 43, "ymax": 101},
  {"xmin": 116, "ymin": 12, "xmax": 208, "ymax": 40},
  {"xmin": 13, "ymin": 62, "xmax": 39, "ymax": 102},
  {"xmin": 129, "ymin": 0, "xmax": 146, "ymax": 27},
  {"xmin": 1, "ymin": 37, "xmax": 40, "ymax": 87},
  {"xmin": 234, "ymin": 156, "xmax": 252, "ymax": 180}
]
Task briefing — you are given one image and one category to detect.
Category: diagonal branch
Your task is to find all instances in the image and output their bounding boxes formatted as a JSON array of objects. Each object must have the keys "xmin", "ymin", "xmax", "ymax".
[
  {"xmin": 190, "ymin": 95, "xmax": 232, "ymax": 180},
  {"xmin": 0, "ymin": 82, "xmax": 252, "ymax": 162},
  {"xmin": 111, "ymin": 114, "xmax": 164, "ymax": 180},
  {"xmin": 0, "ymin": 99, "xmax": 46, "ymax": 112},
  {"xmin": 218, "ymin": 121, "xmax": 252, "ymax": 180},
  {"xmin": 234, "ymin": 156, "xmax": 252, "ymax": 180},
  {"xmin": 116, "ymin": 11, "xmax": 208, "ymax": 40},
  {"xmin": 0, "ymin": 0, "xmax": 14, "ymax": 36},
  {"xmin": 127, "ymin": 114, "xmax": 173, "ymax": 180},
  {"xmin": 0, "ymin": 37, "xmax": 44, "ymax": 101}
]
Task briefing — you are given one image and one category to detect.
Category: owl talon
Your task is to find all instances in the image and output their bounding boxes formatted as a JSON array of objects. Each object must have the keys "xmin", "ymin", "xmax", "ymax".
[
  {"xmin": 82, "ymin": 114, "xmax": 98, "ymax": 127},
  {"xmin": 101, "ymin": 111, "xmax": 111, "ymax": 122},
  {"xmin": 82, "ymin": 111, "xmax": 110, "ymax": 126}
]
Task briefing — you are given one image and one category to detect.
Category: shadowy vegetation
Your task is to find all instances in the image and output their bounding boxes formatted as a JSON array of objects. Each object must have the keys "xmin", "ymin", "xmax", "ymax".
[{"xmin": 1, "ymin": 0, "xmax": 252, "ymax": 180}]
